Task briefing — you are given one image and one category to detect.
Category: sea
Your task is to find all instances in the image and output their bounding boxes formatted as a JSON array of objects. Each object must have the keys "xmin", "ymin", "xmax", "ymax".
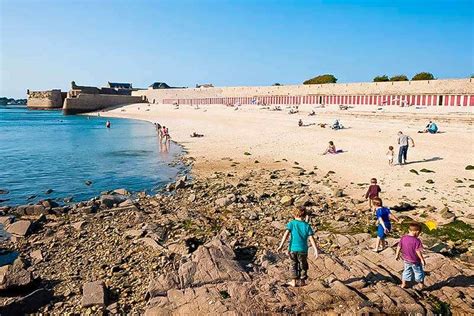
[{"xmin": 0, "ymin": 106, "xmax": 185, "ymax": 207}]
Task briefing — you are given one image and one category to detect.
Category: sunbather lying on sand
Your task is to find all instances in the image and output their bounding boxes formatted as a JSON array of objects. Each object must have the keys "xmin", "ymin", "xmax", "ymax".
[{"xmin": 190, "ymin": 132, "xmax": 204, "ymax": 138}]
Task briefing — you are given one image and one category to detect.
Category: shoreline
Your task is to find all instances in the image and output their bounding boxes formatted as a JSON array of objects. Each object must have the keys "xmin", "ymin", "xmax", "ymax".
[
  {"xmin": 1, "ymin": 166, "xmax": 473, "ymax": 314},
  {"xmin": 96, "ymin": 102, "xmax": 474, "ymax": 225},
  {"xmin": 1, "ymin": 104, "xmax": 473, "ymax": 314}
]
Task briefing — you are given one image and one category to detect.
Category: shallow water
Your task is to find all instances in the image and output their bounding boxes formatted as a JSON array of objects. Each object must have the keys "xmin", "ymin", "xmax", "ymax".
[{"xmin": 0, "ymin": 106, "xmax": 185, "ymax": 206}]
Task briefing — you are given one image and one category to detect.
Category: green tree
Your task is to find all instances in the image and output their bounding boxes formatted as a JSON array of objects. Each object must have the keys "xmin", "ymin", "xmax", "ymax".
[
  {"xmin": 273, "ymin": 83, "xmax": 282, "ymax": 86},
  {"xmin": 373, "ymin": 75, "xmax": 389, "ymax": 82},
  {"xmin": 412, "ymin": 72, "xmax": 435, "ymax": 81},
  {"xmin": 390, "ymin": 75, "xmax": 409, "ymax": 82},
  {"xmin": 303, "ymin": 74, "xmax": 337, "ymax": 85}
]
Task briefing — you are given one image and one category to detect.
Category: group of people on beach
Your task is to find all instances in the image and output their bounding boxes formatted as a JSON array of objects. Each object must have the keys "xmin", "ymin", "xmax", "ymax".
[
  {"xmin": 276, "ymin": 178, "xmax": 426, "ymax": 290},
  {"xmin": 277, "ymin": 112, "xmax": 436, "ymax": 290}
]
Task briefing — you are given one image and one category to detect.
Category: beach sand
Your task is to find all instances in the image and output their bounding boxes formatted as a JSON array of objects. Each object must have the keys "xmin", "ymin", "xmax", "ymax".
[{"xmin": 97, "ymin": 103, "xmax": 474, "ymax": 223}]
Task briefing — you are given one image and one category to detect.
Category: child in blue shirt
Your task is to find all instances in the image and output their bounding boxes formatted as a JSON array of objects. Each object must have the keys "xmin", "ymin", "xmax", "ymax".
[
  {"xmin": 373, "ymin": 198, "xmax": 400, "ymax": 252},
  {"xmin": 277, "ymin": 207, "xmax": 318, "ymax": 287}
]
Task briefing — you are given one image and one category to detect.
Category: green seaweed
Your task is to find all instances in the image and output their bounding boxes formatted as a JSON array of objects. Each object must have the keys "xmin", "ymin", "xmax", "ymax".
[
  {"xmin": 398, "ymin": 220, "xmax": 474, "ymax": 241},
  {"xmin": 410, "ymin": 169, "xmax": 419, "ymax": 175},
  {"xmin": 244, "ymin": 152, "xmax": 251, "ymax": 156},
  {"xmin": 420, "ymin": 168, "xmax": 435, "ymax": 173},
  {"xmin": 465, "ymin": 165, "xmax": 474, "ymax": 170},
  {"xmin": 427, "ymin": 295, "xmax": 451, "ymax": 316}
]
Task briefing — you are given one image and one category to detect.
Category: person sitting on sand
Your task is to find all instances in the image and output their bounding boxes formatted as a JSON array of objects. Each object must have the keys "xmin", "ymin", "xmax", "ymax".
[
  {"xmin": 298, "ymin": 119, "xmax": 303, "ymax": 127},
  {"xmin": 289, "ymin": 109, "xmax": 298, "ymax": 114},
  {"xmin": 331, "ymin": 119, "xmax": 343, "ymax": 130},
  {"xmin": 420, "ymin": 121, "xmax": 438, "ymax": 134},
  {"xmin": 277, "ymin": 207, "xmax": 318, "ymax": 287},
  {"xmin": 308, "ymin": 110, "xmax": 316, "ymax": 116},
  {"xmin": 322, "ymin": 141, "xmax": 337, "ymax": 155}
]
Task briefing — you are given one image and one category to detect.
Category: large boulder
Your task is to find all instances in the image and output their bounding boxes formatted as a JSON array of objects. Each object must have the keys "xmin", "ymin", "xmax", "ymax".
[
  {"xmin": 99, "ymin": 195, "xmax": 127, "ymax": 208},
  {"xmin": 6, "ymin": 220, "xmax": 32, "ymax": 237},
  {"xmin": 147, "ymin": 238, "xmax": 250, "ymax": 297},
  {"xmin": 0, "ymin": 258, "xmax": 33, "ymax": 290}
]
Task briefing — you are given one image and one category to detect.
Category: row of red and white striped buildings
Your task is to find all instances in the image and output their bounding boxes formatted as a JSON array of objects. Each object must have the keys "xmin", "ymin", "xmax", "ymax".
[{"xmin": 162, "ymin": 94, "xmax": 474, "ymax": 107}]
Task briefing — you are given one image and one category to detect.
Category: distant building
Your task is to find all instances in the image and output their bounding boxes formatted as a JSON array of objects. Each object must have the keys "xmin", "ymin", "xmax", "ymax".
[
  {"xmin": 149, "ymin": 82, "xmax": 172, "ymax": 89},
  {"xmin": 107, "ymin": 82, "xmax": 133, "ymax": 90},
  {"xmin": 196, "ymin": 83, "xmax": 214, "ymax": 88}
]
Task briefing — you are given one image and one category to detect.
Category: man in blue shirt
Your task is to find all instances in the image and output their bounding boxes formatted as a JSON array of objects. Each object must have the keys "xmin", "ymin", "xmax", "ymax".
[{"xmin": 277, "ymin": 207, "xmax": 318, "ymax": 287}]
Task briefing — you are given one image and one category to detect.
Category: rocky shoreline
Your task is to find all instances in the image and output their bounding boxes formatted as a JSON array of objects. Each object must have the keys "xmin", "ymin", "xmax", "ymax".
[{"xmin": 0, "ymin": 159, "xmax": 473, "ymax": 314}]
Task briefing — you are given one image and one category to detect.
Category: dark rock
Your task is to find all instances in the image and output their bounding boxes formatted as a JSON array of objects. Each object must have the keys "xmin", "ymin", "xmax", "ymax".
[
  {"xmin": 333, "ymin": 189, "xmax": 344, "ymax": 198},
  {"xmin": 0, "ymin": 189, "xmax": 9, "ymax": 195},
  {"xmin": 175, "ymin": 179, "xmax": 186, "ymax": 189},
  {"xmin": 100, "ymin": 195, "xmax": 126, "ymax": 208},
  {"xmin": 45, "ymin": 189, "xmax": 54, "ymax": 194},
  {"xmin": 0, "ymin": 288, "xmax": 52, "ymax": 315},
  {"xmin": 391, "ymin": 202, "xmax": 415, "ymax": 212}
]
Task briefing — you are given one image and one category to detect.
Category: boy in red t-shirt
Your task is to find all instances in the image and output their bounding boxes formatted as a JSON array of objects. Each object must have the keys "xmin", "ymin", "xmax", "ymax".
[{"xmin": 363, "ymin": 178, "xmax": 381, "ymax": 210}]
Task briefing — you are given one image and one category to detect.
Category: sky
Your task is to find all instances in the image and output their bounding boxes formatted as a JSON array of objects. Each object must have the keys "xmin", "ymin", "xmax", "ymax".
[{"xmin": 1, "ymin": 0, "xmax": 473, "ymax": 98}]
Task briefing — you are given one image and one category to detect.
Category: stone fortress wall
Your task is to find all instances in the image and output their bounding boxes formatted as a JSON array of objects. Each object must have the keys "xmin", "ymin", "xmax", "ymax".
[
  {"xmin": 62, "ymin": 94, "xmax": 145, "ymax": 114},
  {"xmin": 27, "ymin": 82, "xmax": 146, "ymax": 113},
  {"xmin": 133, "ymin": 78, "xmax": 474, "ymax": 107},
  {"xmin": 26, "ymin": 89, "xmax": 65, "ymax": 109}
]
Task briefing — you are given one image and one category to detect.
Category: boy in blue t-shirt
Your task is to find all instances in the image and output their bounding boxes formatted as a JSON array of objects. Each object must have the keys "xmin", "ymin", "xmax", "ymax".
[
  {"xmin": 373, "ymin": 198, "xmax": 400, "ymax": 252},
  {"xmin": 277, "ymin": 207, "xmax": 318, "ymax": 287}
]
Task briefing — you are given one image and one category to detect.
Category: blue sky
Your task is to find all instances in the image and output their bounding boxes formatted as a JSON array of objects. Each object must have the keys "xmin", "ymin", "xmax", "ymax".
[{"xmin": 1, "ymin": 0, "xmax": 473, "ymax": 98}]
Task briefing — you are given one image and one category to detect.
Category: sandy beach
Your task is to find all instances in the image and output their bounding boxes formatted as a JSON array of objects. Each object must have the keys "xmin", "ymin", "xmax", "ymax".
[{"xmin": 98, "ymin": 103, "xmax": 474, "ymax": 223}]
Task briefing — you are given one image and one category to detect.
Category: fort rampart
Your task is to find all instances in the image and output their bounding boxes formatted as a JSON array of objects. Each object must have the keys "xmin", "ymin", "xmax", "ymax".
[
  {"xmin": 133, "ymin": 79, "xmax": 474, "ymax": 107},
  {"xmin": 27, "ymin": 89, "xmax": 65, "ymax": 109},
  {"xmin": 62, "ymin": 94, "xmax": 145, "ymax": 114}
]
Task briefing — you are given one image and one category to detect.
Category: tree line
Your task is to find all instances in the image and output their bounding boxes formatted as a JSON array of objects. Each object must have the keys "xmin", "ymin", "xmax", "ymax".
[{"xmin": 303, "ymin": 72, "xmax": 442, "ymax": 85}]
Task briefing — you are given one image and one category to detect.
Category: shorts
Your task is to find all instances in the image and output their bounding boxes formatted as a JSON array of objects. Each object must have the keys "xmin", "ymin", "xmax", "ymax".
[
  {"xmin": 289, "ymin": 252, "xmax": 308, "ymax": 280},
  {"xmin": 402, "ymin": 262, "xmax": 425, "ymax": 282},
  {"xmin": 377, "ymin": 223, "xmax": 391, "ymax": 238}
]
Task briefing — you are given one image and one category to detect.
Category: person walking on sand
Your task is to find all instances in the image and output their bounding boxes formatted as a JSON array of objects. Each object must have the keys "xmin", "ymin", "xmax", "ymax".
[
  {"xmin": 397, "ymin": 131, "xmax": 415, "ymax": 165},
  {"xmin": 277, "ymin": 207, "xmax": 318, "ymax": 287},
  {"xmin": 396, "ymin": 222, "xmax": 426, "ymax": 289},
  {"xmin": 386, "ymin": 146, "xmax": 395, "ymax": 166}
]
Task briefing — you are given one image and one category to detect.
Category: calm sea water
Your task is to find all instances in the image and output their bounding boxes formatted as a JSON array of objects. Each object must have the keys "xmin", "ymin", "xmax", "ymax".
[{"xmin": 0, "ymin": 106, "xmax": 185, "ymax": 206}]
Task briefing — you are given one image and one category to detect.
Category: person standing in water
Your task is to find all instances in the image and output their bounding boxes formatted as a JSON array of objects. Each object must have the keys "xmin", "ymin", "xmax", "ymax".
[{"xmin": 106, "ymin": 120, "xmax": 111, "ymax": 128}]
